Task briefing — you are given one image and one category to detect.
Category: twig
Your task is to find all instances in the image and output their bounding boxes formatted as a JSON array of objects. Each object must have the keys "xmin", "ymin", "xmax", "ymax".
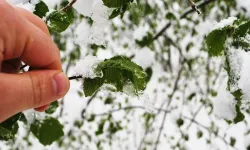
[
  {"xmin": 20, "ymin": 64, "xmax": 28, "ymax": 71},
  {"xmin": 188, "ymin": 0, "xmax": 201, "ymax": 15},
  {"xmin": 81, "ymin": 91, "xmax": 98, "ymax": 119},
  {"xmin": 68, "ymin": 75, "xmax": 83, "ymax": 80},
  {"xmin": 61, "ymin": 0, "xmax": 77, "ymax": 12},
  {"xmin": 84, "ymin": 106, "xmax": 170, "ymax": 118},
  {"xmin": 153, "ymin": 0, "xmax": 216, "ymax": 40},
  {"xmin": 153, "ymin": 65, "xmax": 184, "ymax": 150},
  {"xmin": 183, "ymin": 116, "xmax": 240, "ymax": 150}
]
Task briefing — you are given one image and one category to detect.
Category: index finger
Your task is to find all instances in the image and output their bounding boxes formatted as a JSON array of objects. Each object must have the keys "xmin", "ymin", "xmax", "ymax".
[{"xmin": 1, "ymin": 2, "xmax": 62, "ymax": 70}]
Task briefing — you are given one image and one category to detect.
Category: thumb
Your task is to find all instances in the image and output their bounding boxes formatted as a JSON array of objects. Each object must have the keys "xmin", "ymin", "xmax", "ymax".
[{"xmin": 0, "ymin": 70, "xmax": 70, "ymax": 122}]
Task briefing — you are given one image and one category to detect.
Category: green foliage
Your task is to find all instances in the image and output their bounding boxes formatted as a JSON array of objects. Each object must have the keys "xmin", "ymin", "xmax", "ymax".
[
  {"xmin": 176, "ymin": 118, "xmax": 184, "ymax": 127},
  {"xmin": 33, "ymin": 1, "xmax": 49, "ymax": 18},
  {"xmin": 233, "ymin": 104, "xmax": 245, "ymax": 123},
  {"xmin": 30, "ymin": 117, "xmax": 64, "ymax": 145},
  {"xmin": 230, "ymin": 137, "xmax": 236, "ymax": 147},
  {"xmin": 83, "ymin": 56, "xmax": 147, "ymax": 96},
  {"xmin": 47, "ymin": 11, "xmax": 71, "ymax": 33},
  {"xmin": 197, "ymin": 130, "xmax": 203, "ymax": 139},
  {"xmin": 109, "ymin": 8, "xmax": 121, "ymax": 19},
  {"xmin": 206, "ymin": 18, "xmax": 250, "ymax": 123},
  {"xmin": 165, "ymin": 12, "xmax": 176, "ymax": 20},
  {"xmin": 145, "ymin": 67, "xmax": 153, "ymax": 82},
  {"xmin": 0, "ymin": 113, "xmax": 22, "ymax": 140},
  {"xmin": 95, "ymin": 119, "xmax": 105, "ymax": 136},
  {"xmin": 135, "ymin": 32, "xmax": 154, "ymax": 47},
  {"xmin": 234, "ymin": 20, "xmax": 250, "ymax": 37},
  {"xmin": 206, "ymin": 28, "xmax": 228, "ymax": 56},
  {"xmin": 45, "ymin": 101, "xmax": 59, "ymax": 114},
  {"xmin": 102, "ymin": 0, "xmax": 133, "ymax": 8}
]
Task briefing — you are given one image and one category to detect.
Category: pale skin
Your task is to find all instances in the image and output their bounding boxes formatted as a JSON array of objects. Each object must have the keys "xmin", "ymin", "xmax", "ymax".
[{"xmin": 0, "ymin": 1, "xmax": 70, "ymax": 122}]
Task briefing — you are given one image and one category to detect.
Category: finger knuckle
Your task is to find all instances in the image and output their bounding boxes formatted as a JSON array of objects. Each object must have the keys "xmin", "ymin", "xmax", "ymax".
[{"xmin": 28, "ymin": 72, "xmax": 45, "ymax": 107}]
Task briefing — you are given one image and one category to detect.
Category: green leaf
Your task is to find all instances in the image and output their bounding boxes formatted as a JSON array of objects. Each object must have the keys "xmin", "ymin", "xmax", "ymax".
[
  {"xmin": 31, "ymin": 117, "xmax": 64, "ymax": 145},
  {"xmin": 47, "ymin": 11, "xmax": 70, "ymax": 33},
  {"xmin": 95, "ymin": 120, "xmax": 105, "ymax": 136},
  {"xmin": 206, "ymin": 29, "xmax": 228, "ymax": 56},
  {"xmin": 145, "ymin": 67, "xmax": 153, "ymax": 83},
  {"xmin": 230, "ymin": 137, "xmax": 236, "ymax": 147},
  {"xmin": 104, "ymin": 97, "xmax": 114, "ymax": 104},
  {"xmin": 109, "ymin": 8, "xmax": 121, "ymax": 19},
  {"xmin": 136, "ymin": 32, "xmax": 153, "ymax": 47},
  {"xmin": 233, "ymin": 104, "xmax": 245, "ymax": 123},
  {"xmin": 66, "ymin": 8, "xmax": 75, "ymax": 23},
  {"xmin": 197, "ymin": 130, "xmax": 203, "ymax": 139},
  {"xmin": 176, "ymin": 118, "xmax": 184, "ymax": 127},
  {"xmin": 165, "ymin": 12, "xmax": 176, "ymax": 20},
  {"xmin": 234, "ymin": 20, "xmax": 250, "ymax": 37},
  {"xmin": 84, "ymin": 77, "xmax": 104, "ymax": 97},
  {"xmin": 0, "ymin": 113, "xmax": 22, "ymax": 140},
  {"xmin": 102, "ymin": 0, "xmax": 133, "ymax": 8},
  {"xmin": 83, "ymin": 56, "xmax": 147, "ymax": 96},
  {"xmin": 33, "ymin": 1, "xmax": 49, "ymax": 18},
  {"xmin": 188, "ymin": 93, "xmax": 196, "ymax": 101},
  {"xmin": 45, "ymin": 101, "xmax": 59, "ymax": 114}
]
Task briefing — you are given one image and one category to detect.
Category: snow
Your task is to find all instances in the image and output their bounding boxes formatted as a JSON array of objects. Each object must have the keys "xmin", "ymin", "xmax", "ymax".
[
  {"xmin": 74, "ymin": 20, "xmax": 91, "ymax": 46},
  {"xmin": 133, "ymin": 48, "xmax": 155, "ymax": 69},
  {"xmin": 238, "ymin": 50, "xmax": 250, "ymax": 110},
  {"xmin": 7, "ymin": 0, "xmax": 39, "ymax": 5},
  {"xmin": 226, "ymin": 44, "xmax": 243, "ymax": 92},
  {"xmin": 212, "ymin": 17, "xmax": 237, "ymax": 31},
  {"xmin": 73, "ymin": 55, "xmax": 102, "ymax": 79},
  {"xmin": 70, "ymin": 0, "xmax": 94, "ymax": 17},
  {"xmin": 72, "ymin": 0, "xmax": 109, "ymax": 46},
  {"xmin": 236, "ymin": 0, "xmax": 250, "ymax": 17},
  {"xmin": 213, "ymin": 78, "xmax": 236, "ymax": 120},
  {"xmin": 139, "ymin": 93, "xmax": 156, "ymax": 113}
]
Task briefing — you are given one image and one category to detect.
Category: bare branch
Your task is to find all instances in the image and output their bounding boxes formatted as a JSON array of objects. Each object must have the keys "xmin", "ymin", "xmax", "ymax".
[
  {"xmin": 187, "ymin": 0, "xmax": 201, "ymax": 15},
  {"xmin": 61, "ymin": 0, "xmax": 77, "ymax": 12},
  {"xmin": 153, "ymin": 0, "xmax": 216, "ymax": 40},
  {"xmin": 153, "ymin": 65, "xmax": 184, "ymax": 150},
  {"xmin": 84, "ymin": 106, "xmax": 170, "ymax": 117}
]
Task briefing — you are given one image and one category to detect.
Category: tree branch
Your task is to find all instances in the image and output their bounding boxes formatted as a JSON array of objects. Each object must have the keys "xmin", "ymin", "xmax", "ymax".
[
  {"xmin": 84, "ymin": 106, "xmax": 170, "ymax": 118},
  {"xmin": 188, "ymin": 0, "xmax": 201, "ymax": 15},
  {"xmin": 61, "ymin": 0, "xmax": 77, "ymax": 12},
  {"xmin": 153, "ymin": 0, "xmax": 216, "ymax": 40},
  {"xmin": 68, "ymin": 75, "xmax": 83, "ymax": 80},
  {"xmin": 153, "ymin": 65, "xmax": 184, "ymax": 150},
  {"xmin": 183, "ymin": 116, "xmax": 240, "ymax": 150}
]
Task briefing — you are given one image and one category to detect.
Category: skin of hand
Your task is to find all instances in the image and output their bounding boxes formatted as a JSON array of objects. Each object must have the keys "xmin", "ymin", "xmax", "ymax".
[{"xmin": 0, "ymin": 1, "xmax": 70, "ymax": 122}]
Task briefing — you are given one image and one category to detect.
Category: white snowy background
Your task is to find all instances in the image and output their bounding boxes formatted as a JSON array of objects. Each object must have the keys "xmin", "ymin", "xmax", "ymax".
[{"xmin": 1, "ymin": 0, "xmax": 250, "ymax": 150}]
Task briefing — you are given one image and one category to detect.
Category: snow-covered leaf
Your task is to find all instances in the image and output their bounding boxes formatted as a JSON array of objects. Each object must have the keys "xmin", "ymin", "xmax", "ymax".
[{"xmin": 83, "ymin": 56, "xmax": 147, "ymax": 96}]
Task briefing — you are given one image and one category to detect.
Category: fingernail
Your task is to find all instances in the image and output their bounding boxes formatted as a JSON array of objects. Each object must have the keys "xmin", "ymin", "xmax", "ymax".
[{"xmin": 53, "ymin": 72, "xmax": 69, "ymax": 96}]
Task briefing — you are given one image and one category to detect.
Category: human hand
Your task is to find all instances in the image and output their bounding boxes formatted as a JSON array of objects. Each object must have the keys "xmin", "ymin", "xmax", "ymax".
[{"xmin": 0, "ymin": 1, "xmax": 70, "ymax": 122}]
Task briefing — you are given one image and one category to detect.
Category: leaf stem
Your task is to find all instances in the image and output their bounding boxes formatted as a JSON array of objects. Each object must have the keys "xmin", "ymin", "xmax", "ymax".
[{"xmin": 61, "ymin": 0, "xmax": 77, "ymax": 12}]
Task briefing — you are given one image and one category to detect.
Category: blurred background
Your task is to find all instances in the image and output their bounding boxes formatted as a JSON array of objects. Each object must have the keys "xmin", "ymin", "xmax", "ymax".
[{"xmin": 1, "ymin": 0, "xmax": 250, "ymax": 149}]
